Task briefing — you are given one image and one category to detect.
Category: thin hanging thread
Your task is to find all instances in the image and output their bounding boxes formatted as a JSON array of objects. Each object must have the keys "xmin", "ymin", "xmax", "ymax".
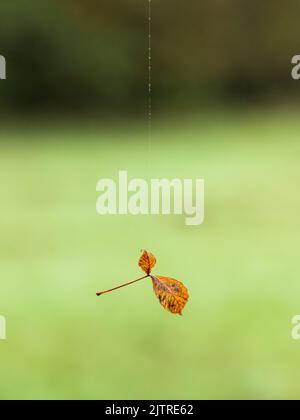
[
  {"xmin": 148, "ymin": 0, "xmax": 152, "ymax": 162},
  {"xmin": 146, "ymin": 0, "xmax": 153, "ymax": 245}
]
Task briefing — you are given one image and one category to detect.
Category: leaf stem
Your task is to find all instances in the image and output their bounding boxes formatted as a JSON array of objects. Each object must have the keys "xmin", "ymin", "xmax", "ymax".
[{"xmin": 96, "ymin": 275, "xmax": 149, "ymax": 296}]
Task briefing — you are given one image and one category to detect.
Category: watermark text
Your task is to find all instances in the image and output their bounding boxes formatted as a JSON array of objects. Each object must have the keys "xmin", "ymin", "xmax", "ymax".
[
  {"xmin": 0, "ymin": 55, "xmax": 6, "ymax": 80},
  {"xmin": 0, "ymin": 315, "xmax": 6, "ymax": 340},
  {"xmin": 96, "ymin": 171, "xmax": 204, "ymax": 226},
  {"xmin": 292, "ymin": 55, "xmax": 300, "ymax": 80}
]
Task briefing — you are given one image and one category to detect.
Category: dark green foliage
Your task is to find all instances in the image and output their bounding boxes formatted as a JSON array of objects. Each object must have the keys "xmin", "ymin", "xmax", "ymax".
[{"xmin": 0, "ymin": 0, "xmax": 300, "ymax": 113}]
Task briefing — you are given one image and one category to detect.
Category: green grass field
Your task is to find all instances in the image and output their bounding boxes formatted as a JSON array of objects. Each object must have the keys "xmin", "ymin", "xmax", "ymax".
[{"xmin": 1, "ymin": 110, "xmax": 300, "ymax": 399}]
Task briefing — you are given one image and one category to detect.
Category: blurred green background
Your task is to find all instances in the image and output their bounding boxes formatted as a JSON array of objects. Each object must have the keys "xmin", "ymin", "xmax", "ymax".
[{"xmin": 1, "ymin": 0, "xmax": 300, "ymax": 400}]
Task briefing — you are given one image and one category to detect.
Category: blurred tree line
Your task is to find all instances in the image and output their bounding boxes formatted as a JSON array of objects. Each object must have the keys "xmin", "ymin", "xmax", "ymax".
[{"xmin": 0, "ymin": 0, "xmax": 300, "ymax": 115}]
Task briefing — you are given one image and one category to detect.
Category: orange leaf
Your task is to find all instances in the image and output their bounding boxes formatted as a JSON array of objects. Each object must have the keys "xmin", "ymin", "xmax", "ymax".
[
  {"xmin": 139, "ymin": 250, "xmax": 156, "ymax": 275},
  {"xmin": 97, "ymin": 250, "xmax": 190, "ymax": 316},
  {"xmin": 150, "ymin": 275, "xmax": 189, "ymax": 315}
]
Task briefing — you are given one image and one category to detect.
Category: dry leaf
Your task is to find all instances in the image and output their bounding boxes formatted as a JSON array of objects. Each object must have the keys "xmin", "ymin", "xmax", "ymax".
[
  {"xmin": 97, "ymin": 250, "xmax": 189, "ymax": 316},
  {"xmin": 150, "ymin": 275, "xmax": 189, "ymax": 315},
  {"xmin": 139, "ymin": 249, "xmax": 156, "ymax": 275}
]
